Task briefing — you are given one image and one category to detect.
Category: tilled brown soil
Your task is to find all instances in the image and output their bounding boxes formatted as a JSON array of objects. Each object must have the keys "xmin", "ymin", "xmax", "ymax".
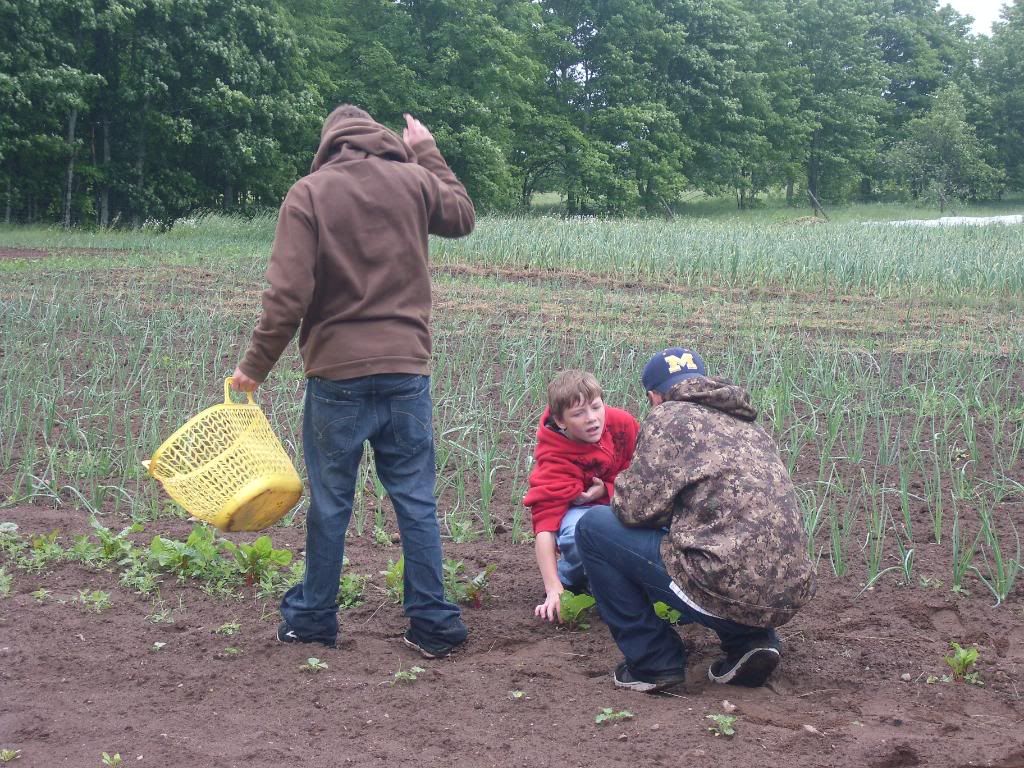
[{"xmin": 1, "ymin": 502, "xmax": 1022, "ymax": 768}]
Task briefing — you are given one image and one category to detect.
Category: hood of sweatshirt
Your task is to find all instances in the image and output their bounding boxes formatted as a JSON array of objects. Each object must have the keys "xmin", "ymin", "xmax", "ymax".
[
  {"xmin": 663, "ymin": 375, "xmax": 757, "ymax": 422},
  {"xmin": 310, "ymin": 115, "xmax": 413, "ymax": 173}
]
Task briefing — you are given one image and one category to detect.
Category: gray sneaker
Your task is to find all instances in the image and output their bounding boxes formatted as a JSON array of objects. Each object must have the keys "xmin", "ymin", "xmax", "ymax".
[
  {"xmin": 708, "ymin": 647, "xmax": 780, "ymax": 687},
  {"xmin": 613, "ymin": 661, "xmax": 687, "ymax": 693}
]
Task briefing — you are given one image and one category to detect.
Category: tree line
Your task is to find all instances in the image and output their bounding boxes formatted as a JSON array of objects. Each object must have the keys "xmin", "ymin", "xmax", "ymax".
[{"xmin": 2, "ymin": 0, "xmax": 1023, "ymax": 225}]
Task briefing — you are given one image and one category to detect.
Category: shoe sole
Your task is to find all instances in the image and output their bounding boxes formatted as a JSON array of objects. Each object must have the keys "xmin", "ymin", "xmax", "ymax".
[
  {"xmin": 403, "ymin": 635, "xmax": 452, "ymax": 659},
  {"xmin": 708, "ymin": 647, "xmax": 780, "ymax": 686},
  {"xmin": 614, "ymin": 672, "xmax": 687, "ymax": 693}
]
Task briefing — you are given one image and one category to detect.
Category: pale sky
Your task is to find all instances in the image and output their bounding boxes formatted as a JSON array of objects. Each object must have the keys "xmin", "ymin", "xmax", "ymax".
[{"xmin": 941, "ymin": 0, "xmax": 1007, "ymax": 35}]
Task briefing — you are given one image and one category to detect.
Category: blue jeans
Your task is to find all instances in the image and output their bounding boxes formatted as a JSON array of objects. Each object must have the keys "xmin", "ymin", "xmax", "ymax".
[
  {"xmin": 280, "ymin": 374, "xmax": 466, "ymax": 646},
  {"xmin": 576, "ymin": 506, "xmax": 778, "ymax": 679},
  {"xmin": 556, "ymin": 504, "xmax": 607, "ymax": 590}
]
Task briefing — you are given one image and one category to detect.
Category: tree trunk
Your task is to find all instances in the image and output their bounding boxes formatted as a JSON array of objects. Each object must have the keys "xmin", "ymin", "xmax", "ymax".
[
  {"xmin": 5, "ymin": 176, "xmax": 11, "ymax": 224},
  {"xmin": 64, "ymin": 108, "xmax": 78, "ymax": 228},
  {"xmin": 786, "ymin": 178, "xmax": 794, "ymax": 206},
  {"xmin": 100, "ymin": 116, "xmax": 111, "ymax": 227},
  {"xmin": 134, "ymin": 105, "xmax": 147, "ymax": 228},
  {"xmin": 224, "ymin": 182, "xmax": 233, "ymax": 212}
]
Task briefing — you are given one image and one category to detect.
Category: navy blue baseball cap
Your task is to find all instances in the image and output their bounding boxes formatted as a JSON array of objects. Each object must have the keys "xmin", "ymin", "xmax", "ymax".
[{"xmin": 641, "ymin": 347, "xmax": 706, "ymax": 393}]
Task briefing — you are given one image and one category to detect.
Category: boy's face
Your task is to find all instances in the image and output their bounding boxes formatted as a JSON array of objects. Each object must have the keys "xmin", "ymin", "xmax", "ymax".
[{"xmin": 554, "ymin": 396, "xmax": 606, "ymax": 444}]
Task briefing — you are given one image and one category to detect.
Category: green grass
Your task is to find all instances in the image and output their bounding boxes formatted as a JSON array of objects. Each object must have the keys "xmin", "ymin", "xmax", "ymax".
[{"xmin": 1, "ymin": 212, "xmax": 1022, "ymax": 600}]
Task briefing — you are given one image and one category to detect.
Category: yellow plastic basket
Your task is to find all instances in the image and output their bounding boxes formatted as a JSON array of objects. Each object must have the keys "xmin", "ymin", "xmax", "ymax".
[{"xmin": 145, "ymin": 379, "xmax": 303, "ymax": 532}]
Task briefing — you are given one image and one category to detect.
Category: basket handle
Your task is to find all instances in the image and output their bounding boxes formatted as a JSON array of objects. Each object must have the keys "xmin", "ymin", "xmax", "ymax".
[{"xmin": 224, "ymin": 377, "xmax": 257, "ymax": 405}]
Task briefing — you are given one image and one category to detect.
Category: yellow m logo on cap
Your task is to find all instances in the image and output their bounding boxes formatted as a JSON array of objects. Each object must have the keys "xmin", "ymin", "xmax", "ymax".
[{"xmin": 665, "ymin": 353, "xmax": 698, "ymax": 374}]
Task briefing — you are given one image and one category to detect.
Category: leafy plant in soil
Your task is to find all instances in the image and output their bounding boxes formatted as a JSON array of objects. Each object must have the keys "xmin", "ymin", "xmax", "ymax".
[
  {"xmin": 222, "ymin": 535, "xmax": 293, "ymax": 586},
  {"xmin": 0, "ymin": 748, "xmax": 20, "ymax": 762},
  {"xmin": 337, "ymin": 572, "xmax": 368, "ymax": 609},
  {"xmin": 560, "ymin": 590, "xmax": 596, "ymax": 630},
  {"xmin": 594, "ymin": 708, "xmax": 634, "ymax": 725},
  {"xmin": 75, "ymin": 589, "xmax": 111, "ymax": 613},
  {"xmin": 707, "ymin": 714, "xmax": 737, "ymax": 737},
  {"xmin": 653, "ymin": 601, "xmax": 682, "ymax": 623},
  {"xmin": 23, "ymin": 531, "xmax": 63, "ymax": 572},
  {"xmin": 381, "ymin": 556, "xmax": 404, "ymax": 604},
  {"xmin": 443, "ymin": 559, "xmax": 497, "ymax": 607},
  {"xmin": 0, "ymin": 568, "xmax": 11, "ymax": 598},
  {"xmin": 301, "ymin": 657, "xmax": 328, "ymax": 673},
  {"xmin": 101, "ymin": 752, "xmax": 122, "ymax": 767},
  {"xmin": 945, "ymin": 642, "xmax": 982, "ymax": 684},
  {"xmin": 390, "ymin": 665, "xmax": 426, "ymax": 685}
]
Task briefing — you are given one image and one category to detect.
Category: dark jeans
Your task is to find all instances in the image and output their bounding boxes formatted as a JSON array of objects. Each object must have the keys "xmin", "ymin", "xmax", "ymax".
[
  {"xmin": 280, "ymin": 374, "xmax": 466, "ymax": 646},
  {"xmin": 576, "ymin": 506, "xmax": 778, "ymax": 679}
]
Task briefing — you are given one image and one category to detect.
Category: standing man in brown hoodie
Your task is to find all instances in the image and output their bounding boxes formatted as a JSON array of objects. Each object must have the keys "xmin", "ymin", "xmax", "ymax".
[
  {"xmin": 231, "ymin": 105, "xmax": 475, "ymax": 655},
  {"xmin": 576, "ymin": 347, "xmax": 816, "ymax": 692}
]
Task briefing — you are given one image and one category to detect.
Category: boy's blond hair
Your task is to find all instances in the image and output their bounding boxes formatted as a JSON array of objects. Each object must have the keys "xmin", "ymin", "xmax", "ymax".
[{"xmin": 547, "ymin": 370, "xmax": 603, "ymax": 419}]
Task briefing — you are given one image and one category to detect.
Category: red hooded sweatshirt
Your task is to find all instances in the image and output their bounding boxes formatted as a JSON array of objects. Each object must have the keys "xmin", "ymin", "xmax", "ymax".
[{"xmin": 524, "ymin": 406, "xmax": 639, "ymax": 534}]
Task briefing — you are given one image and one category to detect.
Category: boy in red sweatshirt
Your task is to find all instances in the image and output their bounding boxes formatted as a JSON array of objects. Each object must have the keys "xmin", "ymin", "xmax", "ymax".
[{"xmin": 524, "ymin": 370, "xmax": 639, "ymax": 622}]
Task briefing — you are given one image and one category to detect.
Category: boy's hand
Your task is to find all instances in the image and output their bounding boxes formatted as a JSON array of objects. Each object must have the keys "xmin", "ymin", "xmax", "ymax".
[
  {"xmin": 573, "ymin": 477, "xmax": 605, "ymax": 505},
  {"xmin": 230, "ymin": 366, "xmax": 260, "ymax": 392},
  {"xmin": 403, "ymin": 113, "xmax": 434, "ymax": 146},
  {"xmin": 534, "ymin": 587, "xmax": 564, "ymax": 623}
]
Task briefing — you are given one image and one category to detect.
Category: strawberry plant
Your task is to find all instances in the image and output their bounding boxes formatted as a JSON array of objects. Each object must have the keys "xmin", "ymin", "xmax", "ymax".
[
  {"xmin": 338, "ymin": 572, "xmax": 368, "ymax": 609},
  {"xmin": 390, "ymin": 665, "xmax": 426, "ymax": 685},
  {"xmin": 559, "ymin": 590, "xmax": 596, "ymax": 629},
  {"xmin": 595, "ymin": 708, "xmax": 633, "ymax": 724},
  {"xmin": 301, "ymin": 657, "xmax": 328, "ymax": 673},
  {"xmin": 707, "ymin": 713, "xmax": 737, "ymax": 737},
  {"xmin": 75, "ymin": 589, "xmax": 111, "ymax": 613},
  {"xmin": 653, "ymin": 601, "xmax": 682, "ymax": 624}
]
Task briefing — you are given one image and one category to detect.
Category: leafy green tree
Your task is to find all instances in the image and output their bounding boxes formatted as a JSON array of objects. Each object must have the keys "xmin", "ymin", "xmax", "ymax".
[
  {"xmin": 978, "ymin": 1, "xmax": 1024, "ymax": 190},
  {"xmin": 886, "ymin": 83, "xmax": 1002, "ymax": 209}
]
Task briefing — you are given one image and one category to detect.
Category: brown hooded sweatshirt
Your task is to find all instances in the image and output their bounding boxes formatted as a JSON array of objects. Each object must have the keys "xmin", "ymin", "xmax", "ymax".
[
  {"xmin": 238, "ymin": 111, "xmax": 475, "ymax": 383},
  {"xmin": 613, "ymin": 376, "xmax": 816, "ymax": 628}
]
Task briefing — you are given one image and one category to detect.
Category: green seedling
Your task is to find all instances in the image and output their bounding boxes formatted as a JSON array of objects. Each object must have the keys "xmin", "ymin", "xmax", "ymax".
[
  {"xmin": 67, "ymin": 535, "xmax": 103, "ymax": 566},
  {"xmin": 24, "ymin": 531, "xmax": 63, "ymax": 572},
  {"xmin": 221, "ymin": 646, "xmax": 242, "ymax": 657},
  {"xmin": 222, "ymin": 535, "xmax": 293, "ymax": 586},
  {"xmin": 560, "ymin": 590, "xmax": 596, "ymax": 630},
  {"xmin": 337, "ymin": 572, "xmax": 368, "ymax": 609},
  {"xmin": 101, "ymin": 753, "xmax": 122, "ymax": 767},
  {"xmin": 508, "ymin": 690, "xmax": 527, "ymax": 700},
  {"xmin": 390, "ymin": 665, "xmax": 426, "ymax": 685},
  {"xmin": 88, "ymin": 517, "xmax": 141, "ymax": 565},
  {"xmin": 76, "ymin": 589, "xmax": 111, "ymax": 613},
  {"xmin": 595, "ymin": 707, "xmax": 634, "ymax": 725},
  {"xmin": 0, "ymin": 568, "xmax": 11, "ymax": 598},
  {"xmin": 0, "ymin": 748, "xmax": 20, "ymax": 762},
  {"xmin": 301, "ymin": 657, "xmax": 328, "ymax": 673},
  {"xmin": 945, "ymin": 642, "xmax": 981, "ymax": 684},
  {"xmin": 30, "ymin": 588, "xmax": 51, "ymax": 602},
  {"xmin": 653, "ymin": 601, "xmax": 682, "ymax": 624},
  {"xmin": 443, "ymin": 559, "xmax": 497, "ymax": 607},
  {"xmin": 707, "ymin": 713, "xmax": 737, "ymax": 737},
  {"xmin": 151, "ymin": 641, "xmax": 167, "ymax": 651},
  {"xmin": 214, "ymin": 621, "xmax": 241, "ymax": 636},
  {"xmin": 381, "ymin": 556, "xmax": 404, "ymax": 604},
  {"xmin": 372, "ymin": 525, "xmax": 392, "ymax": 548}
]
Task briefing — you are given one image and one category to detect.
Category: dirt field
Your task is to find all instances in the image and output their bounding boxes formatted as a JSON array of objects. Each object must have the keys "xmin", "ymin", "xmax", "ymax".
[
  {"xmin": 1, "ymin": 243, "xmax": 1022, "ymax": 767},
  {"xmin": 2, "ymin": 495, "xmax": 1022, "ymax": 768}
]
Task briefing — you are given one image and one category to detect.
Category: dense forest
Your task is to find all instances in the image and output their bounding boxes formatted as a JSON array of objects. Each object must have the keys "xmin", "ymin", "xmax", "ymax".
[{"xmin": 2, "ymin": 0, "xmax": 1023, "ymax": 224}]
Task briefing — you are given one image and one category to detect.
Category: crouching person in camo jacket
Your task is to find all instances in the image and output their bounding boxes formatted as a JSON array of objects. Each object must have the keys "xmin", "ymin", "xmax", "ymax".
[{"xmin": 576, "ymin": 347, "xmax": 816, "ymax": 692}]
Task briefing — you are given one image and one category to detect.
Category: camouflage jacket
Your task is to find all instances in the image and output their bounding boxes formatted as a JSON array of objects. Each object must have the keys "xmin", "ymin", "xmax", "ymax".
[{"xmin": 613, "ymin": 376, "xmax": 816, "ymax": 628}]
